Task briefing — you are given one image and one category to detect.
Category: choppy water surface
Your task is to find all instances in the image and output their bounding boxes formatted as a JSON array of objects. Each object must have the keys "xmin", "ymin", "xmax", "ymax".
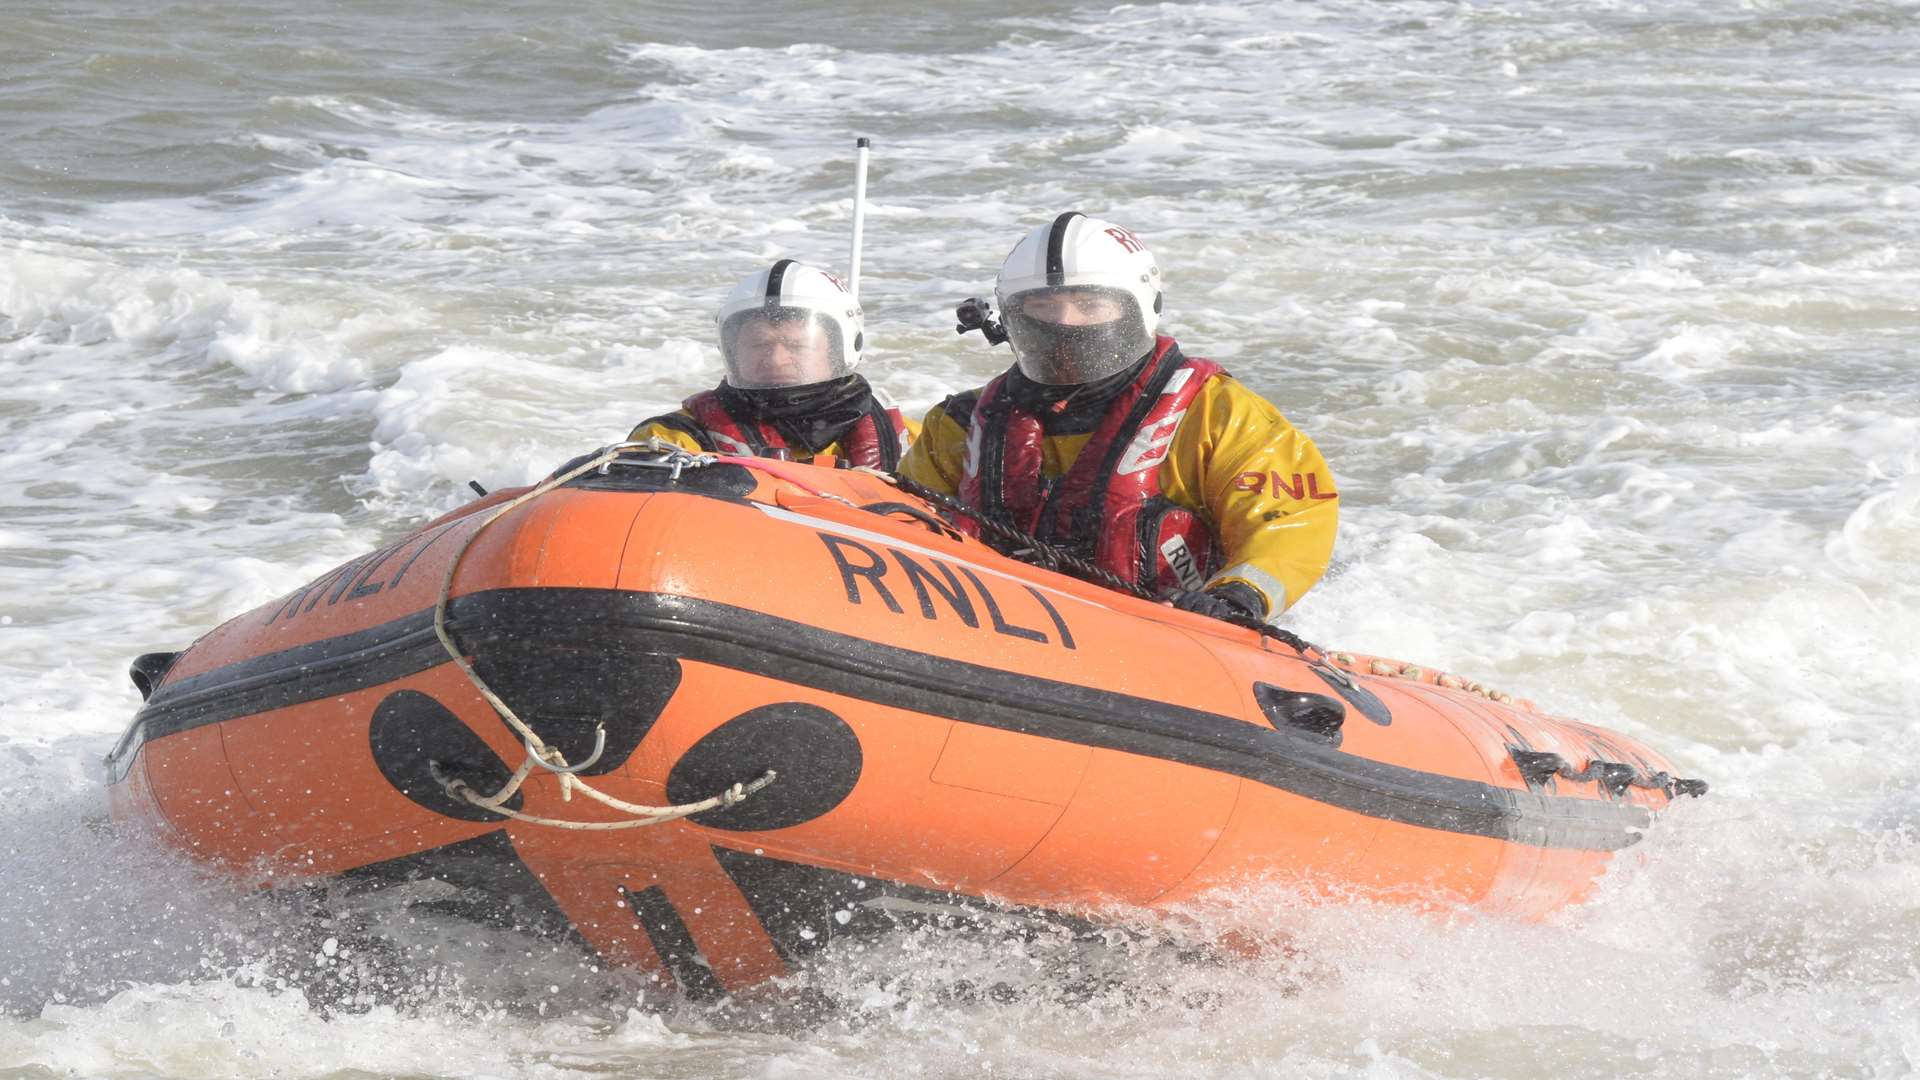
[{"xmin": 3, "ymin": 1, "xmax": 1917, "ymax": 1076}]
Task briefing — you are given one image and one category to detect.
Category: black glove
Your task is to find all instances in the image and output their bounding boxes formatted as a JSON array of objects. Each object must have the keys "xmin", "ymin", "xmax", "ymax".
[{"xmin": 1166, "ymin": 582, "xmax": 1268, "ymax": 629}]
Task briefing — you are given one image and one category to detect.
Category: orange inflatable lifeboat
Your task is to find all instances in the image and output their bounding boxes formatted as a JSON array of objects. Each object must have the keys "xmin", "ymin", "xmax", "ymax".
[{"xmin": 107, "ymin": 445, "xmax": 1704, "ymax": 998}]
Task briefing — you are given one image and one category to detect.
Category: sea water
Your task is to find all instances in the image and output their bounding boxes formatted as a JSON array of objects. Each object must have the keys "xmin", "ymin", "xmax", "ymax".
[{"xmin": 2, "ymin": 1, "xmax": 1917, "ymax": 1076}]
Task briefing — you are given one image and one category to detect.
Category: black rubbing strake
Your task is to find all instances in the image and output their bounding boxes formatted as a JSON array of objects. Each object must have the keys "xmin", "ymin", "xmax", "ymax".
[{"xmin": 111, "ymin": 587, "xmax": 1682, "ymax": 850}]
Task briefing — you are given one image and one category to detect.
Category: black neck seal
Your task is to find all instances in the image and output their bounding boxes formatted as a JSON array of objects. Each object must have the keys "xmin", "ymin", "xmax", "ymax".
[
  {"xmin": 717, "ymin": 373, "xmax": 877, "ymax": 453},
  {"xmin": 1004, "ymin": 348, "xmax": 1157, "ymax": 435}
]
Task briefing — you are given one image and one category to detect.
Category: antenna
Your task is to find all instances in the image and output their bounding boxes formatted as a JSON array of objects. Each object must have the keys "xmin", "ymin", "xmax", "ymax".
[{"xmin": 848, "ymin": 137, "xmax": 870, "ymax": 299}]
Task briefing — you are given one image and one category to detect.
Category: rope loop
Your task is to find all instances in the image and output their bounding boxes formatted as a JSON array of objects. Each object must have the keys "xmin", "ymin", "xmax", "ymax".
[{"xmin": 430, "ymin": 442, "xmax": 776, "ymax": 829}]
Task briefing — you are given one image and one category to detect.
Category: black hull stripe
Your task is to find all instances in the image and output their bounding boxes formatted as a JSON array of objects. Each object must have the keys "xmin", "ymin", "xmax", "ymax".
[
  {"xmin": 108, "ymin": 618, "xmax": 454, "ymax": 772},
  {"xmin": 113, "ymin": 589, "xmax": 1651, "ymax": 850}
]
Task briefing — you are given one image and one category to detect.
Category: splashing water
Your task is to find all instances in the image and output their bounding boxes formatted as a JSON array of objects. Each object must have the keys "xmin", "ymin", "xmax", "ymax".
[{"xmin": 4, "ymin": 0, "xmax": 1917, "ymax": 1076}]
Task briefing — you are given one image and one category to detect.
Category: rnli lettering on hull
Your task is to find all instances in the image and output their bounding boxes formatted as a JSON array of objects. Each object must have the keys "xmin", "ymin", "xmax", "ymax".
[
  {"xmin": 749, "ymin": 501, "xmax": 1088, "ymax": 650},
  {"xmin": 817, "ymin": 533, "xmax": 1076, "ymax": 650},
  {"xmin": 267, "ymin": 519, "xmax": 462, "ymax": 625}
]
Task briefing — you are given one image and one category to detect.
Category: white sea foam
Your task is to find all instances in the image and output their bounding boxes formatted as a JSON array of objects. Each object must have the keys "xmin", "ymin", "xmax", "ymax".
[
  {"xmin": 0, "ymin": 248, "xmax": 370, "ymax": 394},
  {"xmin": 3, "ymin": 0, "xmax": 1919, "ymax": 1075}
]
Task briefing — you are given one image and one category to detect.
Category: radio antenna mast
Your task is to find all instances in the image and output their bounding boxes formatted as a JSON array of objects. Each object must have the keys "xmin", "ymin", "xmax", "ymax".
[{"xmin": 848, "ymin": 137, "xmax": 871, "ymax": 298}]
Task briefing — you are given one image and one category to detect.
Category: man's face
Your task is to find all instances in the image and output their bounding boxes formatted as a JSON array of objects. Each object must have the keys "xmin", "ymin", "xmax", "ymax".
[
  {"xmin": 1018, "ymin": 289, "xmax": 1127, "ymax": 326},
  {"xmin": 731, "ymin": 316, "xmax": 836, "ymax": 387}
]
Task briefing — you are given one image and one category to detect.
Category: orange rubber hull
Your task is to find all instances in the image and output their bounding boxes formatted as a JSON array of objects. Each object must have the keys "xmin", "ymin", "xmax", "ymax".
[{"xmin": 107, "ymin": 455, "xmax": 1696, "ymax": 997}]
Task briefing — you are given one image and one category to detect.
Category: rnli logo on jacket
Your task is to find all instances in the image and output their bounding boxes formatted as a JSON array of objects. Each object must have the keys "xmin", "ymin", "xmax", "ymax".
[
  {"xmin": 1152, "ymin": 534, "xmax": 1198, "ymax": 591},
  {"xmin": 1232, "ymin": 470, "xmax": 1337, "ymax": 500},
  {"xmin": 1116, "ymin": 408, "xmax": 1186, "ymax": 476},
  {"xmin": 1160, "ymin": 536, "xmax": 1206, "ymax": 591}
]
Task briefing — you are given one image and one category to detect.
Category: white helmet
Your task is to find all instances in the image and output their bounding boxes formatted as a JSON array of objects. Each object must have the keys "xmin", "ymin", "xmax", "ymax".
[
  {"xmin": 994, "ymin": 212, "xmax": 1162, "ymax": 384},
  {"xmin": 716, "ymin": 260, "xmax": 864, "ymax": 390}
]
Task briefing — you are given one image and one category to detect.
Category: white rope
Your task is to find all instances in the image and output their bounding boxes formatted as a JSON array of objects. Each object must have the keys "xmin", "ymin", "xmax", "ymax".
[
  {"xmin": 430, "ymin": 443, "xmax": 777, "ymax": 828},
  {"xmin": 462, "ymin": 755, "xmax": 537, "ymax": 811},
  {"xmin": 439, "ymin": 774, "xmax": 778, "ymax": 831}
]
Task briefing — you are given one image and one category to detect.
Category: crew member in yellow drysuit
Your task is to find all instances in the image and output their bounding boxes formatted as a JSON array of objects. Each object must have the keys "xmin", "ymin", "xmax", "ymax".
[
  {"xmin": 631, "ymin": 259, "xmax": 916, "ymax": 470},
  {"xmin": 897, "ymin": 212, "xmax": 1337, "ymax": 626}
]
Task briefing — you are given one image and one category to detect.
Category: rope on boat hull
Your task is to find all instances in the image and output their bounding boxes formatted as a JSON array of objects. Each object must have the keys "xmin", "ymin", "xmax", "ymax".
[{"xmin": 431, "ymin": 441, "xmax": 775, "ymax": 829}]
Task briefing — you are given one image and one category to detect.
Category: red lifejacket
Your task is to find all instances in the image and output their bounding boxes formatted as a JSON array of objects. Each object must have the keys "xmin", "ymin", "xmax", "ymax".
[
  {"xmin": 956, "ymin": 337, "xmax": 1225, "ymax": 594},
  {"xmin": 677, "ymin": 390, "xmax": 910, "ymax": 471}
]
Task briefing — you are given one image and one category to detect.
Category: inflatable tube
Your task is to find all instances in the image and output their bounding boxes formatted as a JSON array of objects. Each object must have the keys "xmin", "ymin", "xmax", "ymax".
[{"xmin": 107, "ymin": 448, "xmax": 1704, "ymax": 997}]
